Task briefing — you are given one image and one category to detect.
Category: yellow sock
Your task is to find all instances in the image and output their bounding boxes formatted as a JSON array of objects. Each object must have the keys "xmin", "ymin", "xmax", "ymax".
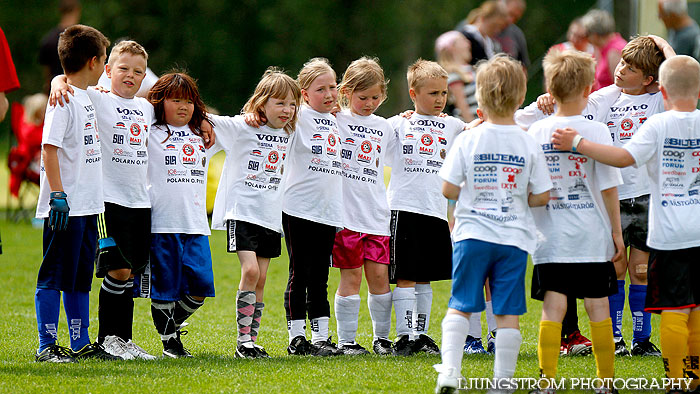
[
  {"xmin": 687, "ymin": 310, "xmax": 700, "ymax": 390},
  {"xmin": 589, "ymin": 318, "xmax": 615, "ymax": 380},
  {"xmin": 538, "ymin": 320, "xmax": 562, "ymax": 380},
  {"xmin": 660, "ymin": 311, "xmax": 690, "ymax": 384}
]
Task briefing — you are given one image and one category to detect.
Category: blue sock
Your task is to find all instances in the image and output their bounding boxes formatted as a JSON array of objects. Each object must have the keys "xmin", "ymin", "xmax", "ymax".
[
  {"xmin": 609, "ymin": 279, "xmax": 626, "ymax": 337},
  {"xmin": 63, "ymin": 291, "xmax": 91, "ymax": 351},
  {"xmin": 35, "ymin": 288, "xmax": 61, "ymax": 351},
  {"xmin": 629, "ymin": 284, "xmax": 651, "ymax": 344}
]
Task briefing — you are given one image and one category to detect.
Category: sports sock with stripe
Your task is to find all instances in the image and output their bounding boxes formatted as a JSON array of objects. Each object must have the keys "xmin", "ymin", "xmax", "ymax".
[
  {"xmin": 334, "ymin": 293, "xmax": 360, "ymax": 344},
  {"xmin": 629, "ymin": 284, "xmax": 651, "ymax": 344},
  {"xmin": 468, "ymin": 312, "xmax": 482, "ymax": 338},
  {"xmin": 494, "ymin": 328, "xmax": 522, "ymax": 380},
  {"xmin": 288, "ymin": 319, "xmax": 306, "ymax": 343},
  {"xmin": 35, "ymin": 288, "xmax": 61, "ymax": 351},
  {"xmin": 310, "ymin": 316, "xmax": 330, "ymax": 343},
  {"xmin": 392, "ymin": 286, "xmax": 415, "ymax": 338},
  {"xmin": 687, "ymin": 310, "xmax": 700, "ymax": 391},
  {"xmin": 63, "ymin": 291, "xmax": 91, "ymax": 351},
  {"xmin": 174, "ymin": 294, "xmax": 204, "ymax": 328},
  {"xmin": 441, "ymin": 313, "xmax": 469, "ymax": 371},
  {"xmin": 236, "ymin": 290, "xmax": 256, "ymax": 345},
  {"xmin": 97, "ymin": 274, "xmax": 127, "ymax": 341},
  {"xmin": 251, "ymin": 302, "xmax": 264, "ymax": 342},
  {"xmin": 660, "ymin": 311, "xmax": 690, "ymax": 384},
  {"xmin": 368, "ymin": 291, "xmax": 392, "ymax": 340},
  {"xmin": 414, "ymin": 283, "xmax": 432, "ymax": 336},
  {"xmin": 609, "ymin": 280, "xmax": 625, "ymax": 338},
  {"xmin": 151, "ymin": 300, "xmax": 177, "ymax": 341},
  {"xmin": 538, "ymin": 320, "xmax": 562, "ymax": 380},
  {"xmin": 590, "ymin": 318, "xmax": 615, "ymax": 380},
  {"xmin": 119, "ymin": 278, "xmax": 135, "ymax": 341}
]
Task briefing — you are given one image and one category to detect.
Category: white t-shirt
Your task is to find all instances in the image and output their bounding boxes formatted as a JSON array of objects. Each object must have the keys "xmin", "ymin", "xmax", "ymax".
[
  {"xmin": 88, "ymin": 91, "xmax": 154, "ymax": 208},
  {"xmin": 36, "ymin": 86, "xmax": 104, "ymax": 218},
  {"xmin": 528, "ymin": 115, "xmax": 623, "ymax": 263},
  {"xmin": 599, "ymin": 92, "xmax": 665, "ymax": 199},
  {"xmin": 386, "ymin": 114, "xmax": 465, "ymax": 220},
  {"xmin": 148, "ymin": 124, "xmax": 217, "ymax": 235},
  {"xmin": 282, "ymin": 106, "xmax": 343, "ymax": 227},
  {"xmin": 623, "ymin": 110, "xmax": 700, "ymax": 250},
  {"xmin": 335, "ymin": 110, "xmax": 392, "ymax": 236},
  {"xmin": 439, "ymin": 122, "xmax": 552, "ymax": 254},
  {"xmin": 210, "ymin": 115, "xmax": 290, "ymax": 233}
]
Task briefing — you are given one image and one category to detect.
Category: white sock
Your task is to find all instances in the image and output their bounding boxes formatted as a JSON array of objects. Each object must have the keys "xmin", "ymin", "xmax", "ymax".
[
  {"xmin": 335, "ymin": 293, "xmax": 360, "ymax": 344},
  {"xmin": 393, "ymin": 287, "xmax": 415, "ymax": 338},
  {"xmin": 310, "ymin": 316, "xmax": 329, "ymax": 343},
  {"xmin": 493, "ymin": 328, "xmax": 522, "ymax": 379},
  {"xmin": 368, "ymin": 291, "xmax": 392, "ymax": 340},
  {"xmin": 414, "ymin": 283, "xmax": 433, "ymax": 336},
  {"xmin": 468, "ymin": 312, "xmax": 482, "ymax": 338},
  {"xmin": 485, "ymin": 300, "xmax": 497, "ymax": 333},
  {"xmin": 441, "ymin": 313, "xmax": 469, "ymax": 370},
  {"xmin": 287, "ymin": 319, "xmax": 306, "ymax": 343}
]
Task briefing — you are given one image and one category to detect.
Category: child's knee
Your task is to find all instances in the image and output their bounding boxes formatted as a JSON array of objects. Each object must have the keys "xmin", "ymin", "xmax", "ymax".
[{"xmin": 108, "ymin": 268, "xmax": 131, "ymax": 281}]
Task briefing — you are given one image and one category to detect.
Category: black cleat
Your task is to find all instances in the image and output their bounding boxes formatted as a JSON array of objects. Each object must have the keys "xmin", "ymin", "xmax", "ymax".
[
  {"xmin": 162, "ymin": 329, "xmax": 192, "ymax": 358},
  {"xmin": 287, "ymin": 335, "xmax": 313, "ymax": 356},
  {"xmin": 311, "ymin": 337, "xmax": 342, "ymax": 356},
  {"xmin": 372, "ymin": 338, "xmax": 393, "ymax": 355},
  {"xmin": 413, "ymin": 334, "xmax": 440, "ymax": 355},
  {"xmin": 253, "ymin": 343, "xmax": 270, "ymax": 358},
  {"xmin": 630, "ymin": 340, "xmax": 661, "ymax": 356},
  {"xmin": 235, "ymin": 342, "xmax": 260, "ymax": 359},
  {"xmin": 614, "ymin": 337, "xmax": 630, "ymax": 357},
  {"xmin": 72, "ymin": 342, "xmax": 121, "ymax": 360},
  {"xmin": 392, "ymin": 334, "xmax": 414, "ymax": 356},
  {"xmin": 338, "ymin": 342, "xmax": 370, "ymax": 355},
  {"xmin": 35, "ymin": 343, "xmax": 76, "ymax": 363}
]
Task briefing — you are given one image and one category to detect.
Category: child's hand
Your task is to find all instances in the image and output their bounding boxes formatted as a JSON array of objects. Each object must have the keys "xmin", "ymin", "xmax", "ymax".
[
  {"xmin": 536, "ymin": 93, "xmax": 555, "ymax": 115},
  {"xmin": 49, "ymin": 75, "xmax": 73, "ymax": 107},
  {"xmin": 330, "ymin": 103, "xmax": 341, "ymax": 116},
  {"xmin": 201, "ymin": 119, "xmax": 215, "ymax": 148},
  {"xmin": 648, "ymin": 35, "xmax": 676, "ymax": 59},
  {"xmin": 244, "ymin": 112, "xmax": 265, "ymax": 128},
  {"xmin": 465, "ymin": 117, "xmax": 483, "ymax": 130},
  {"xmin": 48, "ymin": 191, "xmax": 70, "ymax": 231},
  {"xmin": 611, "ymin": 231, "xmax": 626, "ymax": 267},
  {"xmin": 93, "ymin": 85, "xmax": 110, "ymax": 94},
  {"xmin": 400, "ymin": 110, "xmax": 415, "ymax": 119},
  {"xmin": 551, "ymin": 127, "xmax": 579, "ymax": 151},
  {"xmin": 438, "ymin": 112, "xmax": 448, "ymax": 118}
]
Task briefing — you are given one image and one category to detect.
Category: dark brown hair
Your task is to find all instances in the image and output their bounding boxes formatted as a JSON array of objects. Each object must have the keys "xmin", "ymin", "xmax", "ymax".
[
  {"xmin": 147, "ymin": 72, "xmax": 211, "ymax": 140},
  {"xmin": 57, "ymin": 24, "xmax": 110, "ymax": 74}
]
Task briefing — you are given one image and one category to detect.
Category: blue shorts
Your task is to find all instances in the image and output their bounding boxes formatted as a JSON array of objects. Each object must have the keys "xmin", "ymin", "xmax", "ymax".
[
  {"xmin": 448, "ymin": 239, "xmax": 527, "ymax": 316},
  {"xmin": 149, "ymin": 233, "xmax": 215, "ymax": 301},
  {"xmin": 37, "ymin": 215, "xmax": 98, "ymax": 292}
]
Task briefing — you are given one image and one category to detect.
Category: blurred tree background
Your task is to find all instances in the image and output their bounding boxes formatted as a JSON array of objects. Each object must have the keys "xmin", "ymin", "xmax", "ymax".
[{"xmin": 1, "ymin": 0, "xmax": 598, "ymax": 122}]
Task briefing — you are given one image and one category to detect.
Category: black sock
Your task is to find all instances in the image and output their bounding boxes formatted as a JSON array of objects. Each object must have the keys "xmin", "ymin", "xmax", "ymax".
[
  {"xmin": 151, "ymin": 299, "xmax": 176, "ymax": 343},
  {"xmin": 118, "ymin": 278, "xmax": 135, "ymax": 341},
  {"xmin": 174, "ymin": 295, "xmax": 205, "ymax": 327},
  {"xmin": 98, "ymin": 274, "xmax": 128, "ymax": 341}
]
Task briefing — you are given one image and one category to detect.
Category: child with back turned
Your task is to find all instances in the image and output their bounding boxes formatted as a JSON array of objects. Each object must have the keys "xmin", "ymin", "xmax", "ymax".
[
  {"xmin": 34, "ymin": 24, "xmax": 115, "ymax": 362},
  {"xmin": 528, "ymin": 49, "xmax": 624, "ymax": 394},
  {"xmin": 553, "ymin": 54, "xmax": 700, "ymax": 393},
  {"xmin": 434, "ymin": 54, "xmax": 552, "ymax": 393}
]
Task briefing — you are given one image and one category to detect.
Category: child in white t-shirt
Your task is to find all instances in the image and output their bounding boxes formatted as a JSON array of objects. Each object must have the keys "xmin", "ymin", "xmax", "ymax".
[
  {"xmin": 386, "ymin": 59, "xmax": 465, "ymax": 356},
  {"xmin": 529, "ymin": 49, "xmax": 624, "ymax": 394},
  {"xmin": 332, "ymin": 57, "xmax": 394, "ymax": 356},
  {"xmin": 552, "ymin": 55, "xmax": 700, "ymax": 393},
  {"xmin": 146, "ymin": 72, "xmax": 217, "ymax": 359},
  {"xmin": 210, "ymin": 68, "xmax": 301, "ymax": 359},
  {"xmin": 434, "ymin": 54, "xmax": 552, "ymax": 393}
]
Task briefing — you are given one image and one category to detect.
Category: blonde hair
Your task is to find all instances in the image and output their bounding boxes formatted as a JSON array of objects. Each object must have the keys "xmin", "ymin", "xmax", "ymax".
[
  {"xmin": 297, "ymin": 57, "xmax": 336, "ymax": 91},
  {"xmin": 108, "ymin": 40, "xmax": 148, "ymax": 66},
  {"xmin": 337, "ymin": 56, "xmax": 389, "ymax": 109},
  {"xmin": 466, "ymin": 0, "xmax": 508, "ymax": 24},
  {"xmin": 435, "ymin": 31, "xmax": 472, "ymax": 84},
  {"xmin": 475, "ymin": 54, "xmax": 526, "ymax": 117},
  {"xmin": 659, "ymin": 55, "xmax": 700, "ymax": 99},
  {"xmin": 23, "ymin": 93, "xmax": 48, "ymax": 125},
  {"xmin": 407, "ymin": 59, "xmax": 448, "ymax": 91},
  {"xmin": 543, "ymin": 49, "xmax": 595, "ymax": 103},
  {"xmin": 242, "ymin": 67, "xmax": 302, "ymax": 134},
  {"xmin": 621, "ymin": 36, "xmax": 665, "ymax": 83}
]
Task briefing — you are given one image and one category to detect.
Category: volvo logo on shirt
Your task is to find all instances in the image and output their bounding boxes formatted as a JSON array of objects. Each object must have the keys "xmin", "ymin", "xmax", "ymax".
[{"xmin": 348, "ymin": 125, "xmax": 383, "ymax": 136}]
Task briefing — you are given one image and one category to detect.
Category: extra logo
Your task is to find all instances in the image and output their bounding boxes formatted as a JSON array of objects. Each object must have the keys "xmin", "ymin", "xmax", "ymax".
[{"xmin": 180, "ymin": 143, "xmax": 198, "ymax": 167}]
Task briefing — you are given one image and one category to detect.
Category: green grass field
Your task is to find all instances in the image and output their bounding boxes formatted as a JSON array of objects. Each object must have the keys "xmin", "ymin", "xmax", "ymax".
[{"xmin": 0, "ymin": 217, "xmax": 665, "ymax": 393}]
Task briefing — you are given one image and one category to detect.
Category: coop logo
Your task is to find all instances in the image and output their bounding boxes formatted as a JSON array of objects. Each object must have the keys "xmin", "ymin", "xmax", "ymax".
[
  {"xmin": 503, "ymin": 167, "xmax": 522, "ymax": 174},
  {"xmin": 475, "ymin": 165, "xmax": 497, "ymax": 172},
  {"xmin": 663, "ymin": 150, "xmax": 685, "ymax": 158},
  {"xmin": 568, "ymin": 155, "xmax": 588, "ymax": 163}
]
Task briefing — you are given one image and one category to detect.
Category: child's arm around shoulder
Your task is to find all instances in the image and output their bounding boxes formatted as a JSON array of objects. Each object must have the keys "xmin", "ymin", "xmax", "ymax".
[{"xmin": 552, "ymin": 127, "xmax": 635, "ymax": 168}]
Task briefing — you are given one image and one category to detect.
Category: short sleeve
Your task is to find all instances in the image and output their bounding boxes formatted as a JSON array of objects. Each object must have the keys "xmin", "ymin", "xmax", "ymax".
[
  {"xmin": 584, "ymin": 85, "xmax": 620, "ymax": 122},
  {"xmin": 589, "ymin": 123, "xmax": 623, "ymax": 190},
  {"xmin": 527, "ymin": 140, "xmax": 553, "ymax": 195},
  {"xmin": 439, "ymin": 133, "xmax": 467, "ymax": 186},
  {"xmin": 42, "ymin": 102, "xmax": 71, "ymax": 148},
  {"xmin": 514, "ymin": 101, "xmax": 548, "ymax": 130},
  {"xmin": 210, "ymin": 114, "xmax": 243, "ymax": 150},
  {"xmin": 623, "ymin": 118, "xmax": 660, "ymax": 168}
]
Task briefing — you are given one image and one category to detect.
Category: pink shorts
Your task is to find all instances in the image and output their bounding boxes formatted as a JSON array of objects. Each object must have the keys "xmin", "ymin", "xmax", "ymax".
[{"xmin": 332, "ymin": 229, "xmax": 390, "ymax": 269}]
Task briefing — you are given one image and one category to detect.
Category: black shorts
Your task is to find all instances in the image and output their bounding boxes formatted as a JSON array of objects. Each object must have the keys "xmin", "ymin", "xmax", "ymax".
[
  {"xmin": 389, "ymin": 210, "xmax": 452, "ymax": 283},
  {"xmin": 227, "ymin": 220, "xmax": 281, "ymax": 258},
  {"xmin": 645, "ymin": 247, "xmax": 700, "ymax": 313},
  {"xmin": 620, "ymin": 195, "xmax": 650, "ymax": 252},
  {"xmin": 531, "ymin": 262, "xmax": 617, "ymax": 301},
  {"xmin": 95, "ymin": 203, "xmax": 151, "ymax": 278}
]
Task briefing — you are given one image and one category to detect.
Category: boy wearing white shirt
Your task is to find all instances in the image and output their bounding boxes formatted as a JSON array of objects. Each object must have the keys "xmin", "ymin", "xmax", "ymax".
[
  {"xmin": 529, "ymin": 49, "xmax": 624, "ymax": 394},
  {"xmin": 434, "ymin": 55, "xmax": 552, "ymax": 393},
  {"xmin": 552, "ymin": 54, "xmax": 700, "ymax": 394},
  {"xmin": 387, "ymin": 60, "xmax": 464, "ymax": 356}
]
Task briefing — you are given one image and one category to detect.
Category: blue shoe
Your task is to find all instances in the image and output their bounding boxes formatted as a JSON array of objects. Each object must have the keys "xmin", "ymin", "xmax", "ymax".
[
  {"xmin": 486, "ymin": 330, "xmax": 496, "ymax": 354},
  {"xmin": 463, "ymin": 335, "xmax": 487, "ymax": 354}
]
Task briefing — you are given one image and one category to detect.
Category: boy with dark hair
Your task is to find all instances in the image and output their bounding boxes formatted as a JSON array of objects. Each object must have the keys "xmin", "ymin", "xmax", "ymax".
[{"xmin": 34, "ymin": 24, "xmax": 115, "ymax": 362}]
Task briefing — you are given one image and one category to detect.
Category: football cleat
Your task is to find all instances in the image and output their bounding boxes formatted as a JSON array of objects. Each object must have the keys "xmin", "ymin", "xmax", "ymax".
[
  {"xmin": 373, "ymin": 338, "xmax": 393, "ymax": 355},
  {"xmin": 392, "ymin": 335, "xmax": 415, "ymax": 356},
  {"xmin": 337, "ymin": 342, "xmax": 370, "ymax": 355},
  {"xmin": 124, "ymin": 340, "xmax": 156, "ymax": 360},
  {"xmin": 487, "ymin": 330, "xmax": 496, "ymax": 354},
  {"xmin": 565, "ymin": 330, "xmax": 592, "ymax": 356},
  {"xmin": 72, "ymin": 342, "xmax": 121, "ymax": 360},
  {"xmin": 101, "ymin": 335, "xmax": 135, "ymax": 360},
  {"xmin": 35, "ymin": 343, "xmax": 76, "ymax": 363},
  {"xmin": 614, "ymin": 337, "xmax": 630, "ymax": 357},
  {"xmin": 287, "ymin": 335, "xmax": 313, "ymax": 356},
  {"xmin": 311, "ymin": 337, "xmax": 342, "ymax": 356},
  {"xmin": 413, "ymin": 334, "xmax": 440, "ymax": 355},
  {"xmin": 235, "ymin": 342, "xmax": 260, "ymax": 359},
  {"xmin": 252, "ymin": 343, "xmax": 270, "ymax": 358},
  {"xmin": 434, "ymin": 363, "xmax": 463, "ymax": 394},
  {"xmin": 630, "ymin": 340, "xmax": 661, "ymax": 356},
  {"xmin": 464, "ymin": 335, "xmax": 487, "ymax": 355}
]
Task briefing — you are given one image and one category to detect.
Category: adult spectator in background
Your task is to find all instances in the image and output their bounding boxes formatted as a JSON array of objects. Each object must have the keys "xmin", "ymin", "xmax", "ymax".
[
  {"xmin": 495, "ymin": 0, "xmax": 530, "ymax": 69},
  {"xmin": 39, "ymin": 0, "xmax": 81, "ymax": 93},
  {"xmin": 456, "ymin": 0, "xmax": 510, "ymax": 65},
  {"xmin": 658, "ymin": 0, "xmax": 700, "ymax": 60},
  {"xmin": 550, "ymin": 17, "xmax": 596, "ymax": 56},
  {"xmin": 582, "ymin": 9, "xmax": 627, "ymax": 91},
  {"xmin": 0, "ymin": 26, "xmax": 20, "ymax": 123}
]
